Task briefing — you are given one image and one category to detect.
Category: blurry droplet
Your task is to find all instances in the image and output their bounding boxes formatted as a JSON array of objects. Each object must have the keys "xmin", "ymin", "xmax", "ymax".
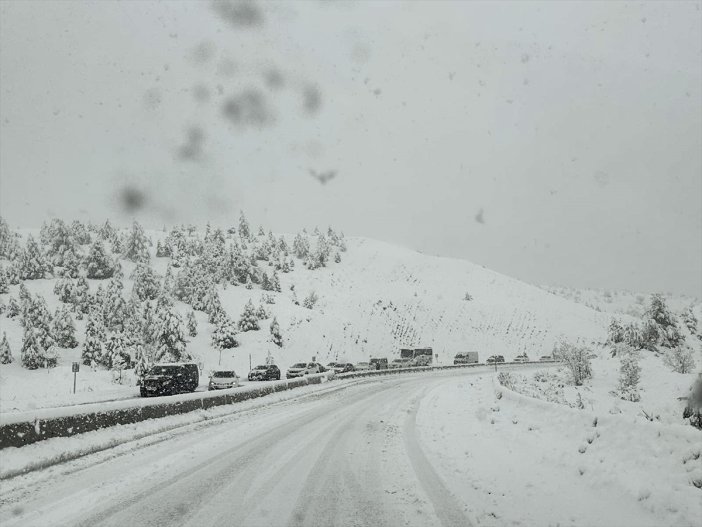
[
  {"xmin": 143, "ymin": 88, "xmax": 162, "ymax": 110},
  {"xmin": 263, "ymin": 68, "xmax": 285, "ymax": 90},
  {"xmin": 521, "ymin": 53, "xmax": 530, "ymax": 63},
  {"xmin": 211, "ymin": 0, "xmax": 264, "ymax": 28},
  {"xmin": 190, "ymin": 41, "xmax": 215, "ymax": 65},
  {"xmin": 475, "ymin": 209, "xmax": 485, "ymax": 224},
  {"xmin": 302, "ymin": 84, "xmax": 321, "ymax": 115},
  {"xmin": 118, "ymin": 186, "xmax": 147, "ymax": 212},
  {"xmin": 177, "ymin": 126, "xmax": 205, "ymax": 161},
  {"xmin": 222, "ymin": 89, "xmax": 274, "ymax": 127},
  {"xmin": 192, "ymin": 84, "xmax": 211, "ymax": 103}
]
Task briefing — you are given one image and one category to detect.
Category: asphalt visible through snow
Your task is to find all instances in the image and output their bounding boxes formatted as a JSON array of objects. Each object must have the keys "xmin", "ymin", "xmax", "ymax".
[{"xmin": 1, "ymin": 372, "xmax": 477, "ymax": 527}]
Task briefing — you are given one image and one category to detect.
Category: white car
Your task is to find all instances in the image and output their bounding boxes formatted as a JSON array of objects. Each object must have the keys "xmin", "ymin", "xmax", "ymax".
[
  {"xmin": 208, "ymin": 370, "xmax": 240, "ymax": 390},
  {"xmin": 513, "ymin": 354, "xmax": 529, "ymax": 363},
  {"xmin": 389, "ymin": 358, "xmax": 412, "ymax": 369},
  {"xmin": 286, "ymin": 362, "xmax": 321, "ymax": 379}
]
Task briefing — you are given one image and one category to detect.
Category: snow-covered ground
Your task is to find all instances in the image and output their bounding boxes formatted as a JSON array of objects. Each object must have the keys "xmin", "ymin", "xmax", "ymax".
[{"xmin": 1, "ymin": 369, "xmax": 699, "ymax": 527}]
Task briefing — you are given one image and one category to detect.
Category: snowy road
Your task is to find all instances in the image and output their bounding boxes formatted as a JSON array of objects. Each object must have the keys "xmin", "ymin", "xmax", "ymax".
[{"xmin": 0, "ymin": 369, "xmax": 691, "ymax": 527}]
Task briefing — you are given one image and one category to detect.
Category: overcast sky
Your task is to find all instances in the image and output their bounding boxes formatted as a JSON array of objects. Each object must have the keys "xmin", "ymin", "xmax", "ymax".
[{"xmin": 1, "ymin": 1, "xmax": 700, "ymax": 296}]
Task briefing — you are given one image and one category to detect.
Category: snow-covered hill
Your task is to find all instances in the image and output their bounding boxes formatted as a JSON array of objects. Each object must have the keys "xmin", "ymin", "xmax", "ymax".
[{"xmin": 0, "ymin": 223, "xmax": 684, "ymax": 414}]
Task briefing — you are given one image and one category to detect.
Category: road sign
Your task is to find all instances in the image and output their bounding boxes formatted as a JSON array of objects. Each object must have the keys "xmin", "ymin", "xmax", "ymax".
[{"xmin": 72, "ymin": 362, "xmax": 79, "ymax": 373}]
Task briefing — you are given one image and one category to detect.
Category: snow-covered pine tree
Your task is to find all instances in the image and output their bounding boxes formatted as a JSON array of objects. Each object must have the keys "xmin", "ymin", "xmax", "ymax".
[
  {"xmin": 238, "ymin": 299, "xmax": 260, "ymax": 331},
  {"xmin": 0, "ymin": 332, "xmax": 13, "ymax": 364},
  {"xmin": 644, "ymin": 294, "xmax": 684, "ymax": 349},
  {"xmin": 187, "ymin": 310, "xmax": 198, "ymax": 337},
  {"xmin": 111, "ymin": 235, "xmax": 123, "ymax": 255},
  {"xmin": 123, "ymin": 221, "xmax": 150, "ymax": 263},
  {"xmin": 663, "ymin": 344, "xmax": 696, "ymax": 374},
  {"xmin": 239, "ymin": 211, "xmax": 251, "ymax": 240},
  {"xmin": 53, "ymin": 277, "xmax": 74, "ymax": 303},
  {"xmin": 82, "ymin": 313, "xmax": 105, "ymax": 365},
  {"xmin": 204, "ymin": 288, "xmax": 225, "ymax": 324},
  {"xmin": 45, "ymin": 218, "xmax": 79, "ymax": 268},
  {"xmin": 314, "ymin": 234, "xmax": 331, "ymax": 267},
  {"xmin": 131, "ymin": 263, "xmax": 161, "ymax": 301},
  {"xmin": 292, "ymin": 232, "xmax": 310, "ymax": 259},
  {"xmin": 255, "ymin": 304, "xmax": 268, "ymax": 320},
  {"xmin": 103, "ymin": 332, "xmax": 127, "ymax": 369},
  {"xmin": 21, "ymin": 327, "xmax": 43, "ymax": 369},
  {"xmin": 212, "ymin": 315, "xmax": 239, "ymax": 349},
  {"xmin": 245, "ymin": 275, "xmax": 253, "ymax": 290},
  {"xmin": 52, "ymin": 305, "xmax": 78, "ymax": 348},
  {"xmin": 134, "ymin": 343, "xmax": 154, "ymax": 378},
  {"xmin": 99, "ymin": 219, "xmax": 117, "ymax": 241},
  {"xmin": 19, "ymin": 235, "xmax": 48, "ymax": 280},
  {"xmin": 607, "ymin": 318, "xmax": 624, "ymax": 344},
  {"xmin": 72, "ymin": 277, "xmax": 90, "ymax": 314},
  {"xmin": 6, "ymin": 260, "xmax": 20, "ymax": 285},
  {"xmin": 153, "ymin": 304, "xmax": 189, "ymax": 362},
  {"xmin": 85, "ymin": 239, "xmax": 115, "ymax": 279},
  {"xmin": 0, "ymin": 216, "xmax": 12, "ymax": 258},
  {"xmin": 261, "ymin": 271, "xmax": 272, "ymax": 291},
  {"xmin": 155, "ymin": 240, "xmax": 170, "ymax": 257},
  {"xmin": 0, "ymin": 265, "xmax": 8, "ymax": 294},
  {"xmin": 103, "ymin": 279, "xmax": 128, "ymax": 332},
  {"xmin": 270, "ymin": 270, "xmax": 281, "ymax": 292},
  {"xmin": 7, "ymin": 296, "xmax": 21, "ymax": 318},
  {"xmin": 70, "ymin": 220, "xmax": 91, "ymax": 245},
  {"xmin": 270, "ymin": 317, "xmax": 283, "ymax": 347}
]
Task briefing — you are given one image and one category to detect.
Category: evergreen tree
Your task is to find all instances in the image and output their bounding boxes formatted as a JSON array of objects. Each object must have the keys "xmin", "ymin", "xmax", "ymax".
[
  {"xmin": 131, "ymin": 263, "xmax": 160, "ymax": 301},
  {"xmin": 99, "ymin": 220, "xmax": 117, "ymax": 241},
  {"xmin": 82, "ymin": 313, "xmax": 105, "ymax": 365},
  {"xmin": 187, "ymin": 310, "xmax": 198, "ymax": 337},
  {"xmin": 204, "ymin": 287, "xmax": 224, "ymax": 324},
  {"xmin": 0, "ymin": 332, "xmax": 13, "ymax": 364},
  {"xmin": 255, "ymin": 304, "xmax": 268, "ymax": 320},
  {"xmin": 238, "ymin": 299, "xmax": 260, "ymax": 331},
  {"xmin": 134, "ymin": 343, "xmax": 154, "ymax": 378},
  {"xmin": 303, "ymin": 291, "xmax": 319, "ymax": 309},
  {"xmin": 72, "ymin": 277, "xmax": 91, "ymax": 314},
  {"xmin": 52, "ymin": 305, "xmax": 78, "ymax": 348},
  {"xmin": 270, "ymin": 270, "xmax": 281, "ymax": 292},
  {"xmin": 270, "ymin": 317, "xmax": 283, "ymax": 347},
  {"xmin": 239, "ymin": 211, "xmax": 250, "ymax": 240},
  {"xmin": 23, "ymin": 295, "xmax": 54, "ymax": 352},
  {"xmin": 103, "ymin": 332, "xmax": 130, "ymax": 369},
  {"xmin": 70, "ymin": 220, "xmax": 91, "ymax": 245},
  {"xmin": 21, "ymin": 327, "xmax": 43, "ymax": 369},
  {"xmin": 292, "ymin": 233, "xmax": 310, "ymax": 259},
  {"xmin": 314, "ymin": 234, "xmax": 331, "ymax": 267},
  {"xmin": 19, "ymin": 235, "xmax": 48, "ymax": 280},
  {"xmin": 6, "ymin": 260, "xmax": 21, "ymax": 285},
  {"xmin": 261, "ymin": 271, "xmax": 272, "ymax": 291},
  {"xmin": 85, "ymin": 239, "xmax": 115, "ymax": 279},
  {"xmin": 155, "ymin": 240, "xmax": 170, "ymax": 257},
  {"xmin": 245, "ymin": 275, "xmax": 253, "ymax": 290},
  {"xmin": 663, "ymin": 344, "xmax": 696, "ymax": 374},
  {"xmin": 153, "ymin": 304, "xmax": 189, "ymax": 362},
  {"xmin": 0, "ymin": 216, "xmax": 12, "ymax": 258},
  {"xmin": 103, "ymin": 279, "xmax": 128, "ymax": 332},
  {"xmin": 212, "ymin": 315, "xmax": 239, "ymax": 349},
  {"xmin": 123, "ymin": 221, "xmax": 150, "ymax": 263},
  {"xmin": 7, "ymin": 296, "xmax": 21, "ymax": 318},
  {"xmin": 54, "ymin": 277, "xmax": 75, "ymax": 303},
  {"xmin": 0, "ymin": 265, "xmax": 8, "ymax": 294},
  {"xmin": 44, "ymin": 219, "xmax": 79, "ymax": 268}
]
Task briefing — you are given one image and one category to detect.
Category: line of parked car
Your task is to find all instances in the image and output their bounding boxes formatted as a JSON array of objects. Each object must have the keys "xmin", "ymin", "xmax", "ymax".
[{"xmin": 139, "ymin": 351, "xmax": 558, "ymax": 397}]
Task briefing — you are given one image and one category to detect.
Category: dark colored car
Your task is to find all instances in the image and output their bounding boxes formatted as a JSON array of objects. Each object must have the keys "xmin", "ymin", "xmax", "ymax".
[
  {"xmin": 248, "ymin": 364, "xmax": 281, "ymax": 381},
  {"xmin": 486, "ymin": 355, "xmax": 506, "ymax": 365},
  {"xmin": 333, "ymin": 363, "xmax": 355, "ymax": 374},
  {"xmin": 369, "ymin": 358, "xmax": 388, "ymax": 370},
  {"xmin": 140, "ymin": 363, "xmax": 199, "ymax": 397}
]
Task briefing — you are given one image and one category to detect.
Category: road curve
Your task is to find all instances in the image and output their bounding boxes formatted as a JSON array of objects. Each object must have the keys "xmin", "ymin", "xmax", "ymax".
[{"xmin": 1, "ymin": 372, "xmax": 475, "ymax": 527}]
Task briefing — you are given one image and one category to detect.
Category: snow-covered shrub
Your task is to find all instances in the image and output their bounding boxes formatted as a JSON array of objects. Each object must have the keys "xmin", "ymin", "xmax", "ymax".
[
  {"xmin": 303, "ymin": 291, "xmax": 319, "ymax": 309},
  {"xmin": 463, "ymin": 292, "xmax": 473, "ymax": 301},
  {"xmin": 497, "ymin": 372, "xmax": 517, "ymax": 390},
  {"xmin": 683, "ymin": 375, "xmax": 702, "ymax": 429},
  {"xmin": 0, "ymin": 265, "xmax": 8, "ymax": 294},
  {"xmin": 663, "ymin": 344, "xmax": 696, "ymax": 374},
  {"xmin": 557, "ymin": 342, "xmax": 592, "ymax": 386},
  {"xmin": 122, "ymin": 221, "xmax": 150, "ymax": 263},
  {"xmin": 682, "ymin": 306, "xmax": 698, "ymax": 336},
  {"xmin": 617, "ymin": 345, "xmax": 641, "ymax": 402},
  {"xmin": 19, "ymin": 235, "xmax": 48, "ymax": 280}
]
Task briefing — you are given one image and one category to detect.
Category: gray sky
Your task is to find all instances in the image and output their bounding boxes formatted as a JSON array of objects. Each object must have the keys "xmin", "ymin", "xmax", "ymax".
[{"xmin": 1, "ymin": 1, "xmax": 700, "ymax": 296}]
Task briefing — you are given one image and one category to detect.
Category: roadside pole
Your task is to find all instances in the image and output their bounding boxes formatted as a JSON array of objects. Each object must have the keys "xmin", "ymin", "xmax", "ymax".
[
  {"xmin": 72, "ymin": 361, "xmax": 79, "ymax": 394},
  {"xmin": 249, "ymin": 353, "xmax": 252, "ymax": 371},
  {"xmin": 219, "ymin": 348, "xmax": 222, "ymax": 366}
]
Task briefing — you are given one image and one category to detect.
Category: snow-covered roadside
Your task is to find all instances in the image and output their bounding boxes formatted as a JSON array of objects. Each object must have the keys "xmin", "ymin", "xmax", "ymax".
[
  {"xmin": 494, "ymin": 352, "xmax": 698, "ymax": 424},
  {"xmin": 0, "ymin": 376, "xmax": 352, "ymax": 481},
  {"xmin": 415, "ymin": 374, "xmax": 701, "ymax": 527}
]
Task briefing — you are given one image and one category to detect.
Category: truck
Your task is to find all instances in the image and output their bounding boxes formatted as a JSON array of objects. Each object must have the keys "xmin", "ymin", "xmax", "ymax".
[{"xmin": 453, "ymin": 352, "xmax": 479, "ymax": 365}]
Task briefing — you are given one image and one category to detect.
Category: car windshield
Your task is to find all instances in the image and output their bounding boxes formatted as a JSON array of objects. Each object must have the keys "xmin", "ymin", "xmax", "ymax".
[
  {"xmin": 148, "ymin": 366, "xmax": 181, "ymax": 375},
  {"xmin": 212, "ymin": 371, "xmax": 236, "ymax": 378},
  {"xmin": 254, "ymin": 366, "xmax": 268, "ymax": 370},
  {"xmin": 291, "ymin": 363, "xmax": 306, "ymax": 368}
]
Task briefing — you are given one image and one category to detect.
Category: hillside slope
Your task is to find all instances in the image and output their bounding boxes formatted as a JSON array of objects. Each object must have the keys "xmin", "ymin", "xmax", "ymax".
[{"xmin": 0, "ymin": 229, "xmax": 615, "ymax": 413}]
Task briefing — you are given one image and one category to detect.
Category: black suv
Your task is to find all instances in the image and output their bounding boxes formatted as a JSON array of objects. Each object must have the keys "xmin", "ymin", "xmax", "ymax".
[
  {"xmin": 370, "ymin": 358, "xmax": 388, "ymax": 370},
  {"xmin": 248, "ymin": 364, "xmax": 281, "ymax": 381},
  {"xmin": 140, "ymin": 363, "xmax": 200, "ymax": 397}
]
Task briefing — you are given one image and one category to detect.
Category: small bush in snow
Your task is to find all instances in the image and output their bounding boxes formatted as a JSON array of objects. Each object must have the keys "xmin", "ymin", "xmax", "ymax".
[
  {"xmin": 617, "ymin": 344, "xmax": 641, "ymax": 402},
  {"xmin": 0, "ymin": 332, "xmax": 13, "ymax": 364},
  {"xmin": 663, "ymin": 344, "xmax": 696, "ymax": 374},
  {"xmin": 303, "ymin": 291, "xmax": 318, "ymax": 309},
  {"xmin": 497, "ymin": 372, "xmax": 517, "ymax": 389},
  {"xmin": 557, "ymin": 342, "xmax": 592, "ymax": 386},
  {"xmin": 463, "ymin": 292, "xmax": 473, "ymax": 301}
]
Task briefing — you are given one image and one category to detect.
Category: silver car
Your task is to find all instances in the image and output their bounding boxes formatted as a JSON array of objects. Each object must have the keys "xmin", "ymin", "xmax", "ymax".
[{"xmin": 208, "ymin": 370, "xmax": 240, "ymax": 390}]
